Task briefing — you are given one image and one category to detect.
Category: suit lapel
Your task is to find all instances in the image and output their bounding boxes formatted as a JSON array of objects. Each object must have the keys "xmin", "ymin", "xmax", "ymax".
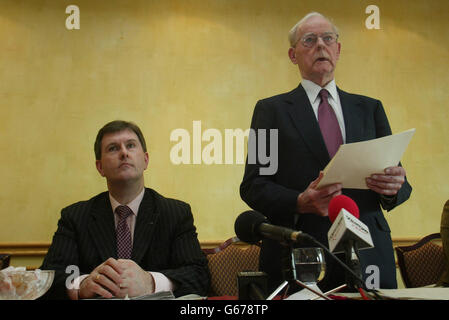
[
  {"xmin": 338, "ymin": 88, "xmax": 365, "ymax": 143},
  {"xmin": 285, "ymin": 84, "xmax": 330, "ymax": 168},
  {"xmin": 131, "ymin": 188, "xmax": 159, "ymax": 264},
  {"xmin": 88, "ymin": 193, "xmax": 117, "ymax": 261}
]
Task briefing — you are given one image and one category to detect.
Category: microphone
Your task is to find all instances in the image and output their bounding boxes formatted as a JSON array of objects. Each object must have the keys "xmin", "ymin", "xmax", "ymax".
[
  {"xmin": 234, "ymin": 210, "xmax": 311, "ymax": 244},
  {"xmin": 327, "ymin": 195, "xmax": 373, "ymax": 253},
  {"xmin": 327, "ymin": 195, "xmax": 373, "ymax": 289},
  {"xmin": 235, "ymin": 210, "xmax": 374, "ymax": 296}
]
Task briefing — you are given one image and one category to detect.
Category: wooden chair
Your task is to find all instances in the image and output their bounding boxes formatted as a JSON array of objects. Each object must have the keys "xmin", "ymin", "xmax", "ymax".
[
  {"xmin": 203, "ymin": 237, "xmax": 261, "ymax": 297},
  {"xmin": 0, "ymin": 254, "xmax": 11, "ymax": 270},
  {"xmin": 395, "ymin": 233, "xmax": 446, "ymax": 288}
]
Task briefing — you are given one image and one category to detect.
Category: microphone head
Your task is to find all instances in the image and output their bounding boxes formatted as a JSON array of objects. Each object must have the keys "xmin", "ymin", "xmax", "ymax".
[
  {"xmin": 234, "ymin": 210, "xmax": 268, "ymax": 244},
  {"xmin": 328, "ymin": 195, "xmax": 360, "ymax": 222}
]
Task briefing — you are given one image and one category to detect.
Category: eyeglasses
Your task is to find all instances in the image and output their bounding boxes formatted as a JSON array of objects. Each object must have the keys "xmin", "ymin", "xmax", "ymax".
[{"xmin": 297, "ymin": 32, "xmax": 339, "ymax": 48}]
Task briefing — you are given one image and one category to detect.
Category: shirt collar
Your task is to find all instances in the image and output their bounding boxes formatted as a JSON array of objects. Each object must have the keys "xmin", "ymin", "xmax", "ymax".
[
  {"xmin": 301, "ymin": 79, "xmax": 338, "ymax": 103},
  {"xmin": 109, "ymin": 188, "xmax": 145, "ymax": 216}
]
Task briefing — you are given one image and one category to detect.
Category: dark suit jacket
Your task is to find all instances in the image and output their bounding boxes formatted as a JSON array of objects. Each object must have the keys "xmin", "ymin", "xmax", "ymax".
[
  {"xmin": 40, "ymin": 188, "xmax": 210, "ymax": 299},
  {"xmin": 240, "ymin": 84, "xmax": 412, "ymax": 291}
]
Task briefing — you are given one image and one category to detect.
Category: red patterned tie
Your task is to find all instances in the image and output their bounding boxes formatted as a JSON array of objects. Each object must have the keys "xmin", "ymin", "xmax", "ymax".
[
  {"xmin": 318, "ymin": 89, "xmax": 343, "ymax": 158},
  {"xmin": 116, "ymin": 205, "xmax": 133, "ymax": 259}
]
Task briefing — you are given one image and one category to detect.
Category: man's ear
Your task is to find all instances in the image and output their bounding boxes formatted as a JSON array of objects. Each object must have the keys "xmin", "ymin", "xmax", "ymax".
[
  {"xmin": 143, "ymin": 152, "xmax": 149, "ymax": 170},
  {"xmin": 96, "ymin": 159, "xmax": 105, "ymax": 177},
  {"xmin": 336, "ymin": 42, "xmax": 341, "ymax": 60},
  {"xmin": 288, "ymin": 47, "xmax": 298, "ymax": 65}
]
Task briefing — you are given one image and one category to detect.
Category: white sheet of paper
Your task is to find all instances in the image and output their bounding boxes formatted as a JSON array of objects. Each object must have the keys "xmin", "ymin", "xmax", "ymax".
[
  {"xmin": 285, "ymin": 283, "xmax": 325, "ymax": 300},
  {"xmin": 316, "ymin": 128, "xmax": 415, "ymax": 189}
]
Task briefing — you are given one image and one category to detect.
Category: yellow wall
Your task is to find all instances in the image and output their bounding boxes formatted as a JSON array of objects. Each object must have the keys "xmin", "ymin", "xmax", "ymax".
[{"xmin": 0, "ymin": 0, "xmax": 448, "ymax": 250}]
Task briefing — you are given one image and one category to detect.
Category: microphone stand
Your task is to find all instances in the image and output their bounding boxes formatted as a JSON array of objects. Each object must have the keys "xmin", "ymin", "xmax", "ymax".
[
  {"xmin": 265, "ymin": 243, "xmax": 332, "ymax": 300},
  {"xmin": 265, "ymin": 234, "xmax": 375, "ymax": 300},
  {"xmin": 344, "ymin": 240, "xmax": 363, "ymax": 291},
  {"xmin": 266, "ymin": 279, "xmax": 332, "ymax": 300}
]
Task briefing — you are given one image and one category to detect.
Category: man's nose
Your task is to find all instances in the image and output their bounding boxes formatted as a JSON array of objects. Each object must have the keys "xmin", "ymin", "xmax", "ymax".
[
  {"xmin": 316, "ymin": 36, "xmax": 326, "ymax": 47},
  {"xmin": 119, "ymin": 145, "xmax": 129, "ymax": 158}
]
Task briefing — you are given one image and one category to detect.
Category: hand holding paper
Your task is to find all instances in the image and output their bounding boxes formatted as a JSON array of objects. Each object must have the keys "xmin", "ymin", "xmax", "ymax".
[
  {"xmin": 366, "ymin": 166, "xmax": 406, "ymax": 196},
  {"xmin": 297, "ymin": 171, "xmax": 342, "ymax": 216},
  {"xmin": 316, "ymin": 128, "xmax": 415, "ymax": 190}
]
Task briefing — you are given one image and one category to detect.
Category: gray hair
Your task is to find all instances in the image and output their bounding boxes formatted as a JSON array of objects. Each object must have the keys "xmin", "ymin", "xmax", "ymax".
[{"xmin": 288, "ymin": 12, "xmax": 339, "ymax": 47}]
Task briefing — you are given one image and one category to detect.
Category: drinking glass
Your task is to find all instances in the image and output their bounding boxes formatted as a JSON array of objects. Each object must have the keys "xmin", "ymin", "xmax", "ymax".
[{"xmin": 292, "ymin": 247, "xmax": 326, "ymax": 286}]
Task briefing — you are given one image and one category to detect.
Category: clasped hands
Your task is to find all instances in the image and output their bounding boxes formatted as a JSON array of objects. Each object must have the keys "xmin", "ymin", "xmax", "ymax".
[
  {"xmin": 78, "ymin": 258, "xmax": 154, "ymax": 299},
  {"xmin": 297, "ymin": 166, "xmax": 406, "ymax": 216}
]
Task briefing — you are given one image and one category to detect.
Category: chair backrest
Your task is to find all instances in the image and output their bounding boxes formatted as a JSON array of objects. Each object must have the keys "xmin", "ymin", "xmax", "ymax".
[
  {"xmin": 395, "ymin": 233, "xmax": 446, "ymax": 288},
  {"xmin": 0, "ymin": 254, "xmax": 11, "ymax": 270},
  {"xmin": 440, "ymin": 199, "xmax": 449, "ymax": 286},
  {"xmin": 203, "ymin": 237, "xmax": 260, "ymax": 297}
]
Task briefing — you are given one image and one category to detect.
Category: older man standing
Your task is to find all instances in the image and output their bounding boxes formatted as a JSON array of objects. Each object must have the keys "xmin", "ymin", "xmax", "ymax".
[{"xmin": 240, "ymin": 12, "xmax": 412, "ymax": 292}]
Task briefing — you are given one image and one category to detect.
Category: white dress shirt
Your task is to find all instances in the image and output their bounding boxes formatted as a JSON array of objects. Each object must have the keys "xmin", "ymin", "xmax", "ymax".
[{"xmin": 301, "ymin": 79, "xmax": 346, "ymax": 143}]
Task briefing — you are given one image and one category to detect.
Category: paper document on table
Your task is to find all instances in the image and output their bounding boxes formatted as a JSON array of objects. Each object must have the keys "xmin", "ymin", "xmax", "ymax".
[{"xmin": 317, "ymin": 128, "xmax": 415, "ymax": 189}]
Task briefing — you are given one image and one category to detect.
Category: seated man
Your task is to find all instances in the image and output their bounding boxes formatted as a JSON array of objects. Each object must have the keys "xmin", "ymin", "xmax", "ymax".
[{"xmin": 41, "ymin": 120, "xmax": 210, "ymax": 299}]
